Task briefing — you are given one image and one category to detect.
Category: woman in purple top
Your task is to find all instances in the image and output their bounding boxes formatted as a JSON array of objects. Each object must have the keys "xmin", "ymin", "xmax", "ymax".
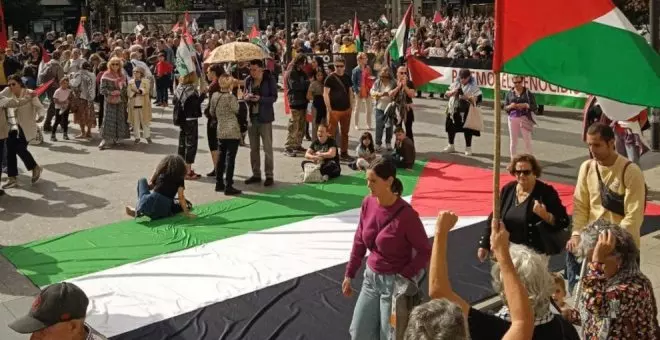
[{"xmin": 342, "ymin": 158, "xmax": 431, "ymax": 340}]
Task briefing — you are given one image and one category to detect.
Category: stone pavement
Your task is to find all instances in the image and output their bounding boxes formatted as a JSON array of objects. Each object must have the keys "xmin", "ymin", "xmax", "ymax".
[{"xmin": 0, "ymin": 96, "xmax": 659, "ymax": 339}]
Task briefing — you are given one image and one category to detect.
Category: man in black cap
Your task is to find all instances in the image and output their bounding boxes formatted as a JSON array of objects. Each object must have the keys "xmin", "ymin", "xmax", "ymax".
[{"xmin": 9, "ymin": 282, "xmax": 107, "ymax": 340}]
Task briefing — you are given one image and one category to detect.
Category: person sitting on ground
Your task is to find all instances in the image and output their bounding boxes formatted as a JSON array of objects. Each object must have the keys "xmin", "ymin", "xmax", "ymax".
[
  {"xmin": 302, "ymin": 124, "xmax": 341, "ymax": 180},
  {"xmin": 350, "ymin": 131, "xmax": 378, "ymax": 171},
  {"xmin": 563, "ymin": 220, "xmax": 660, "ymax": 339},
  {"xmin": 427, "ymin": 214, "xmax": 579, "ymax": 339},
  {"xmin": 126, "ymin": 154, "xmax": 196, "ymax": 220},
  {"xmin": 392, "ymin": 127, "xmax": 415, "ymax": 169},
  {"xmin": 404, "ymin": 211, "xmax": 533, "ymax": 340},
  {"xmin": 9, "ymin": 282, "xmax": 107, "ymax": 340}
]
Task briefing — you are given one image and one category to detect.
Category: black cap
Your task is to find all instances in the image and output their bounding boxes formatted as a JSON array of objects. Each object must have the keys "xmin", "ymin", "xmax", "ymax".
[{"xmin": 9, "ymin": 282, "xmax": 89, "ymax": 334}]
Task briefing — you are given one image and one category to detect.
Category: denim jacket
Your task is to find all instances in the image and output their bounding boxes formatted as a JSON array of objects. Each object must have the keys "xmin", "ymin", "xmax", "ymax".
[{"xmin": 351, "ymin": 66, "xmax": 362, "ymax": 94}]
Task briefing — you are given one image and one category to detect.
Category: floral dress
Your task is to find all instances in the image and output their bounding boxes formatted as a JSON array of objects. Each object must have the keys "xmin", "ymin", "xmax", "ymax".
[
  {"xmin": 99, "ymin": 71, "xmax": 129, "ymax": 142},
  {"xmin": 565, "ymin": 262, "xmax": 659, "ymax": 339}
]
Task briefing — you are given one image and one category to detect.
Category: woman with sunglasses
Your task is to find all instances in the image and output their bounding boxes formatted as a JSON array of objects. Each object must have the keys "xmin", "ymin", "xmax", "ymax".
[
  {"xmin": 477, "ymin": 154, "xmax": 570, "ymax": 261},
  {"xmin": 98, "ymin": 57, "xmax": 129, "ymax": 150}
]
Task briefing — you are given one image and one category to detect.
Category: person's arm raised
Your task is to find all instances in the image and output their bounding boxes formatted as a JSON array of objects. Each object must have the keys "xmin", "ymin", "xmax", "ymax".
[
  {"xmin": 429, "ymin": 211, "xmax": 470, "ymax": 318},
  {"xmin": 491, "ymin": 221, "xmax": 534, "ymax": 340}
]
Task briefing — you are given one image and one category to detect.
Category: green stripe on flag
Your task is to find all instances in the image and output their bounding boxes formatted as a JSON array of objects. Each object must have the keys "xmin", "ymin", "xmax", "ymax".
[{"xmin": 2, "ymin": 163, "xmax": 426, "ymax": 287}]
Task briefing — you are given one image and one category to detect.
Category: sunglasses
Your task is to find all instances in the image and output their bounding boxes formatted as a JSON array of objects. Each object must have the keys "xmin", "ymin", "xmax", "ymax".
[
  {"xmin": 8, "ymin": 83, "xmax": 18, "ymax": 87},
  {"xmin": 514, "ymin": 169, "xmax": 532, "ymax": 176},
  {"xmin": 513, "ymin": 81, "xmax": 522, "ymax": 84},
  {"xmin": 335, "ymin": 65, "xmax": 345, "ymax": 68}
]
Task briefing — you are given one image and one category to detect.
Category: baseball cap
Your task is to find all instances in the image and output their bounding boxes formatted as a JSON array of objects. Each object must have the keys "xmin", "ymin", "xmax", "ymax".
[{"xmin": 9, "ymin": 282, "xmax": 89, "ymax": 334}]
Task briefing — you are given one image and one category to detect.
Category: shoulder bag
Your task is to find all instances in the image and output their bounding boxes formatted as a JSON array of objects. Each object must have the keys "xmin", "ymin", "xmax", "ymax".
[{"xmin": 534, "ymin": 192, "xmax": 570, "ymax": 255}]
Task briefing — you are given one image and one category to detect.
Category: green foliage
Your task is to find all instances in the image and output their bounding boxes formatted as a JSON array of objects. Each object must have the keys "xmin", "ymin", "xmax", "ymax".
[
  {"xmin": 4, "ymin": 0, "xmax": 43, "ymax": 34},
  {"xmin": 165, "ymin": 0, "xmax": 190, "ymax": 12}
]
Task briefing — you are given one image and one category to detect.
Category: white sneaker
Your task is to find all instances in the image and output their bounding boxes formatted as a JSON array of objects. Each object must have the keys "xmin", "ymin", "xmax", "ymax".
[
  {"xmin": 465, "ymin": 147, "xmax": 473, "ymax": 156},
  {"xmin": 442, "ymin": 145, "xmax": 455, "ymax": 153}
]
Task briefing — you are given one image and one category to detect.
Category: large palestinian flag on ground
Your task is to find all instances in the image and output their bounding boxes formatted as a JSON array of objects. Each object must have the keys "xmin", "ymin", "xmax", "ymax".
[
  {"xmin": 3, "ymin": 161, "xmax": 660, "ymax": 339},
  {"xmin": 494, "ymin": 0, "xmax": 660, "ymax": 107}
]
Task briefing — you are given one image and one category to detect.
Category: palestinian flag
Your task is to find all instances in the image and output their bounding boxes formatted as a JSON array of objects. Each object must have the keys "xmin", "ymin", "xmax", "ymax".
[
  {"xmin": 379, "ymin": 14, "xmax": 389, "ymax": 26},
  {"xmin": 494, "ymin": 0, "xmax": 660, "ymax": 107},
  {"xmin": 387, "ymin": 4, "xmax": 414, "ymax": 61},
  {"xmin": 249, "ymin": 24, "xmax": 270, "ymax": 55},
  {"xmin": 3, "ymin": 161, "xmax": 660, "ymax": 338},
  {"xmin": 353, "ymin": 13, "xmax": 362, "ymax": 52},
  {"xmin": 75, "ymin": 18, "xmax": 89, "ymax": 49},
  {"xmin": 175, "ymin": 37, "xmax": 195, "ymax": 77},
  {"xmin": 407, "ymin": 56, "xmax": 445, "ymax": 92},
  {"xmin": 432, "ymin": 11, "xmax": 445, "ymax": 24}
]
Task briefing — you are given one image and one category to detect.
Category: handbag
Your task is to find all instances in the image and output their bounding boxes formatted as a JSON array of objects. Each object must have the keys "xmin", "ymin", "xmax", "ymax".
[
  {"xmin": 536, "ymin": 222, "xmax": 571, "ymax": 255},
  {"xmin": 464, "ymin": 104, "xmax": 483, "ymax": 131},
  {"xmin": 301, "ymin": 162, "xmax": 325, "ymax": 183},
  {"xmin": 534, "ymin": 195, "xmax": 570, "ymax": 255}
]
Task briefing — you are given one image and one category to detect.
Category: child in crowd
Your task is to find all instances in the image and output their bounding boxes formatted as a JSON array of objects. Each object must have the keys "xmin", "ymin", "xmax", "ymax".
[
  {"xmin": 392, "ymin": 127, "xmax": 415, "ymax": 169},
  {"xmin": 125, "ymin": 155, "xmax": 196, "ymax": 220},
  {"xmin": 552, "ymin": 273, "xmax": 567, "ymax": 310},
  {"xmin": 51, "ymin": 77, "xmax": 72, "ymax": 141},
  {"xmin": 351, "ymin": 132, "xmax": 378, "ymax": 171},
  {"xmin": 155, "ymin": 52, "xmax": 173, "ymax": 107}
]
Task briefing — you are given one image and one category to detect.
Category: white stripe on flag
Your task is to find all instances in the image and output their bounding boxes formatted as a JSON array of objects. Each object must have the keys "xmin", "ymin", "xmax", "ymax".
[{"xmin": 71, "ymin": 197, "xmax": 486, "ymax": 337}]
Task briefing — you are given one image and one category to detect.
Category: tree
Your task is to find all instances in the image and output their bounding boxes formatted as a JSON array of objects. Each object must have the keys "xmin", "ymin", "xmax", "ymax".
[
  {"xmin": 165, "ymin": 0, "xmax": 189, "ymax": 12},
  {"xmin": 613, "ymin": 0, "xmax": 649, "ymax": 29},
  {"xmin": 4, "ymin": 0, "xmax": 43, "ymax": 35}
]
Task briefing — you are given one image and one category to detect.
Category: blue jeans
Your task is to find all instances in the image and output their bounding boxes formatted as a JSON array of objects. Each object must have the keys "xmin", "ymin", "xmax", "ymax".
[
  {"xmin": 374, "ymin": 109, "xmax": 392, "ymax": 147},
  {"xmin": 350, "ymin": 266, "xmax": 395, "ymax": 340},
  {"xmin": 565, "ymin": 252, "xmax": 582, "ymax": 294},
  {"xmin": 135, "ymin": 178, "xmax": 175, "ymax": 220}
]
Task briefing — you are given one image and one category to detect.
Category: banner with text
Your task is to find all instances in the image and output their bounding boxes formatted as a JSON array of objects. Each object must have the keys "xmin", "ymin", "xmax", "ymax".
[{"xmin": 302, "ymin": 54, "xmax": 588, "ymax": 109}]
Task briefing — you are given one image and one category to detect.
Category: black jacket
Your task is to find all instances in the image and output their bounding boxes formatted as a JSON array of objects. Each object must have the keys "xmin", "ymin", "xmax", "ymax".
[
  {"xmin": 479, "ymin": 180, "xmax": 570, "ymax": 255},
  {"xmin": 286, "ymin": 68, "xmax": 310, "ymax": 110},
  {"xmin": 2, "ymin": 57, "xmax": 22, "ymax": 80}
]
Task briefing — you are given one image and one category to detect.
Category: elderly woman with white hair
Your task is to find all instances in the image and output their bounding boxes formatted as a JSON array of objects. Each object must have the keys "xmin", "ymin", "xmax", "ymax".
[
  {"xmin": 562, "ymin": 220, "xmax": 660, "ymax": 339},
  {"xmin": 422, "ymin": 211, "xmax": 579, "ymax": 340}
]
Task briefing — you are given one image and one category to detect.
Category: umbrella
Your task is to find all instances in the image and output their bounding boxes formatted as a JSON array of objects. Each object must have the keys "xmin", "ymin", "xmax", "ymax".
[{"xmin": 204, "ymin": 42, "xmax": 268, "ymax": 64}]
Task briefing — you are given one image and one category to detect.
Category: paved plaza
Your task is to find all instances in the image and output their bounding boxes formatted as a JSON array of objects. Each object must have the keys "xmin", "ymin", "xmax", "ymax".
[{"xmin": 1, "ymin": 96, "xmax": 660, "ymax": 339}]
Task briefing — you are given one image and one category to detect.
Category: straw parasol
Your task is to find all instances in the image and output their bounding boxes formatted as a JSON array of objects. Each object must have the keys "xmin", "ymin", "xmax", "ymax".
[{"xmin": 204, "ymin": 42, "xmax": 268, "ymax": 64}]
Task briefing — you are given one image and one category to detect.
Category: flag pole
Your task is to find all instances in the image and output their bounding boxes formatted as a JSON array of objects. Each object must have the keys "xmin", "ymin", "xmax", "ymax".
[{"xmin": 492, "ymin": 73, "xmax": 502, "ymax": 221}]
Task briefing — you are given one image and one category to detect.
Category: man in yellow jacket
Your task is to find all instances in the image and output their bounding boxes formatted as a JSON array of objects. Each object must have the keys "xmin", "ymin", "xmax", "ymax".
[{"xmin": 565, "ymin": 122, "xmax": 646, "ymax": 292}]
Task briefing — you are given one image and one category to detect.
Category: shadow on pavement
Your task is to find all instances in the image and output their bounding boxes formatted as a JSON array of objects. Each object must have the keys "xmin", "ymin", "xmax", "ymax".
[{"xmin": 0, "ymin": 178, "xmax": 110, "ymax": 222}]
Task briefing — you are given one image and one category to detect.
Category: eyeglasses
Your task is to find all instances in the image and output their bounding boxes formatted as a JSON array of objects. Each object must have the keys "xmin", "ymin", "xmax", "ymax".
[
  {"xmin": 335, "ymin": 65, "xmax": 345, "ymax": 68},
  {"xmin": 514, "ymin": 169, "xmax": 532, "ymax": 176}
]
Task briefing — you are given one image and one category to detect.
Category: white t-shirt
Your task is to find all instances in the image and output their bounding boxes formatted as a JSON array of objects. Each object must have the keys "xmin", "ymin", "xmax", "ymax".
[{"xmin": 53, "ymin": 88, "xmax": 71, "ymax": 110}]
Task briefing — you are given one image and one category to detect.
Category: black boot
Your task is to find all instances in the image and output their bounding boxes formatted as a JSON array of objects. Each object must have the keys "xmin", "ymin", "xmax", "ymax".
[
  {"xmin": 215, "ymin": 181, "xmax": 225, "ymax": 192},
  {"xmin": 224, "ymin": 185, "xmax": 242, "ymax": 196}
]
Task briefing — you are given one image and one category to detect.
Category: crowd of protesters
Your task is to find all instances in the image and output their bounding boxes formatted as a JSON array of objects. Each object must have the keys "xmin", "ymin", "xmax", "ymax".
[{"xmin": 1, "ymin": 10, "xmax": 658, "ymax": 340}]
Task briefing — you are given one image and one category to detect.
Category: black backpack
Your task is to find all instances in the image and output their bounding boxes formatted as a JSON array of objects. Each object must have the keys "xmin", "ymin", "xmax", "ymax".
[{"xmin": 172, "ymin": 96, "xmax": 184, "ymax": 126}]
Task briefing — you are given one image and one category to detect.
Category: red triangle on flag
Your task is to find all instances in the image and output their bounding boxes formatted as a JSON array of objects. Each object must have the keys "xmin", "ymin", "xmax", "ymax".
[
  {"xmin": 249, "ymin": 25, "xmax": 259, "ymax": 41},
  {"xmin": 433, "ymin": 11, "xmax": 444, "ymax": 24},
  {"xmin": 406, "ymin": 56, "xmax": 443, "ymax": 88}
]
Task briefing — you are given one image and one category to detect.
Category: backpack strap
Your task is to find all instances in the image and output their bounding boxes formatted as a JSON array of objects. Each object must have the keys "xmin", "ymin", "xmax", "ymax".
[{"xmin": 621, "ymin": 161, "xmax": 632, "ymax": 189}]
